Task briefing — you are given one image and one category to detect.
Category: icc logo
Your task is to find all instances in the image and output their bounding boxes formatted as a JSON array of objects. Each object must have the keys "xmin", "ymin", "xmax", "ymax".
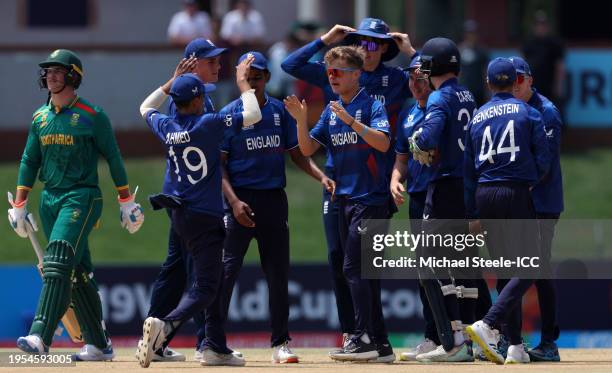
[{"xmin": 329, "ymin": 112, "xmax": 337, "ymax": 126}]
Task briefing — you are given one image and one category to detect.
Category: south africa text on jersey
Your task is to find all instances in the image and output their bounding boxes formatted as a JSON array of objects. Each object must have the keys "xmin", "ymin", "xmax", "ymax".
[{"xmin": 40, "ymin": 133, "xmax": 74, "ymax": 146}]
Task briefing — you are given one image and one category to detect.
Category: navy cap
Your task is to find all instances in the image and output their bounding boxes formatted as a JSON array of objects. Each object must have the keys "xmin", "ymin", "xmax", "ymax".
[
  {"xmin": 509, "ymin": 56, "xmax": 532, "ymax": 76},
  {"xmin": 184, "ymin": 38, "xmax": 227, "ymax": 59},
  {"xmin": 169, "ymin": 73, "xmax": 216, "ymax": 103},
  {"xmin": 487, "ymin": 57, "xmax": 517, "ymax": 85},
  {"xmin": 344, "ymin": 18, "xmax": 399, "ymax": 61},
  {"xmin": 238, "ymin": 51, "xmax": 268, "ymax": 71}
]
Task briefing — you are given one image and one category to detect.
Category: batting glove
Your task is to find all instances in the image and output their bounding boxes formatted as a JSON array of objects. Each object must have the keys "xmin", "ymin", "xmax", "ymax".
[
  {"xmin": 7, "ymin": 192, "xmax": 38, "ymax": 238},
  {"xmin": 118, "ymin": 187, "xmax": 144, "ymax": 234}
]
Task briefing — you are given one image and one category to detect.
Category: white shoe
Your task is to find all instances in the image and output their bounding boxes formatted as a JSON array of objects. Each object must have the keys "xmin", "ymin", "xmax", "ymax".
[
  {"xmin": 505, "ymin": 344, "xmax": 530, "ymax": 364},
  {"xmin": 272, "ymin": 342, "xmax": 299, "ymax": 363},
  {"xmin": 400, "ymin": 338, "xmax": 437, "ymax": 361},
  {"xmin": 466, "ymin": 320, "xmax": 504, "ymax": 364},
  {"xmin": 415, "ymin": 342, "xmax": 474, "ymax": 362},
  {"xmin": 152, "ymin": 347, "xmax": 185, "ymax": 362},
  {"xmin": 73, "ymin": 344, "xmax": 115, "ymax": 361},
  {"xmin": 16, "ymin": 335, "xmax": 48, "ymax": 355},
  {"xmin": 137, "ymin": 317, "xmax": 166, "ymax": 368},
  {"xmin": 195, "ymin": 348, "xmax": 242, "ymax": 362},
  {"xmin": 201, "ymin": 348, "xmax": 246, "ymax": 366}
]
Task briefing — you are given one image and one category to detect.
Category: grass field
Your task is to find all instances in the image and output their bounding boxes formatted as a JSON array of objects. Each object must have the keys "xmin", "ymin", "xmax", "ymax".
[
  {"xmin": 0, "ymin": 348, "xmax": 611, "ymax": 373},
  {"xmin": 1, "ymin": 148, "xmax": 612, "ymax": 264}
]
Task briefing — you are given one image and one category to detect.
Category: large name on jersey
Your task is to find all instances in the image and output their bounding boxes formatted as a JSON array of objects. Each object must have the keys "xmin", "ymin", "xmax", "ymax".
[
  {"xmin": 245, "ymin": 135, "xmax": 281, "ymax": 151},
  {"xmin": 331, "ymin": 131, "xmax": 358, "ymax": 146}
]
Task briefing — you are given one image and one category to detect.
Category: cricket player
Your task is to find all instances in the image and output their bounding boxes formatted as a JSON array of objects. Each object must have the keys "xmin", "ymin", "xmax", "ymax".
[
  {"xmin": 203, "ymin": 51, "xmax": 334, "ymax": 364},
  {"xmin": 465, "ymin": 57, "xmax": 550, "ymax": 365},
  {"xmin": 407, "ymin": 37, "xmax": 478, "ymax": 362},
  {"xmin": 281, "ymin": 17, "xmax": 417, "ymax": 352},
  {"xmin": 285, "ymin": 45, "xmax": 394, "ymax": 362},
  {"xmin": 136, "ymin": 55, "xmax": 261, "ymax": 368},
  {"xmin": 511, "ymin": 56, "xmax": 563, "ymax": 362},
  {"xmin": 144, "ymin": 38, "xmax": 228, "ymax": 363},
  {"xmin": 389, "ymin": 56, "xmax": 440, "ymax": 360},
  {"xmin": 9, "ymin": 49, "xmax": 144, "ymax": 360}
]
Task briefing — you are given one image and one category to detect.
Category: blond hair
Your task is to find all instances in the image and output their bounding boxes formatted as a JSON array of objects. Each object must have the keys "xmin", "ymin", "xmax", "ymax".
[{"xmin": 324, "ymin": 46, "xmax": 365, "ymax": 70}]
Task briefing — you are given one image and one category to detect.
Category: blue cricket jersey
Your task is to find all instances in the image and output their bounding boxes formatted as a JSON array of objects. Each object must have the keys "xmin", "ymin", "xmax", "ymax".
[
  {"xmin": 463, "ymin": 92, "xmax": 551, "ymax": 218},
  {"xmin": 415, "ymin": 77, "xmax": 478, "ymax": 181},
  {"xmin": 528, "ymin": 89, "xmax": 564, "ymax": 214},
  {"xmin": 282, "ymin": 38, "xmax": 417, "ymax": 173},
  {"xmin": 220, "ymin": 94, "xmax": 298, "ymax": 190},
  {"xmin": 309, "ymin": 88, "xmax": 391, "ymax": 205},
  {"xmin": 145, "ymin": 108, "xmax": 243, "ymax": 217},
  {"xmin": 395, "ymin": 103, "xmax": 435, "ymax": 194}
]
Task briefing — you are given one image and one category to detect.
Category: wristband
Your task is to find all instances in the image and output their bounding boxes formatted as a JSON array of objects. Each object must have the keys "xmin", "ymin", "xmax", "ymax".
[{"xmin": 358, "ymin": 126, "xmax": 368, "ymax": 137}]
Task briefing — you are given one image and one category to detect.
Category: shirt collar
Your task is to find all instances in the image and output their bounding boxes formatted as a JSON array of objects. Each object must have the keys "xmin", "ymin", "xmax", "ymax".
[
  {"xmin": 492, "ymin": 92, "xmax": 515, "ymax": 101},
  {"xmin": 340, "ymin": 87, "xmax": 366, "ymax": 105},
  {"xmin": 527, "ymin": 88, "xmax": 541, "ymax": 107},
  {"xmin": 48, "ymin": 95, "xmax": 79, "ymax": 113},
  {"xmin": 439, "ymin": 77, "xmax": 458, "ymax": 90}
]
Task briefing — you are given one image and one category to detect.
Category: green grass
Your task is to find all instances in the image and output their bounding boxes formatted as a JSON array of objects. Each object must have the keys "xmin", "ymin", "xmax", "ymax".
[{"xmin": 1, "ymin": 149, "xmax": 612, "ymax": 264}]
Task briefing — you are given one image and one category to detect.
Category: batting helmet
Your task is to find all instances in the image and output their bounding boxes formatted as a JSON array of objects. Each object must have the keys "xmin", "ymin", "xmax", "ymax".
[
  {"xmin": 419, "ymin": 37, "xmax": 460, "ymax": 77},
  {"xmin": 38, "ymin": 49, "xmax": 83, "ymax": 89}
]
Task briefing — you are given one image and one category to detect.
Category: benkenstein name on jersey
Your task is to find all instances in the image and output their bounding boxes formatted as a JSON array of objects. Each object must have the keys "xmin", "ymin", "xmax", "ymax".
[
  {"xmin": 246, "ymin": 135, "xmax": 281, "ymax": 151},
  {"xmin": 165, "ymin": 131, "xmax": 191, "ymax": 145},
  {"xmin": 472, "ymin": 103, "xmax": 521, "ymax": 124},
  {"xmin": 331, "ymin": 131, "xmax": 359, "ymax": 147}
]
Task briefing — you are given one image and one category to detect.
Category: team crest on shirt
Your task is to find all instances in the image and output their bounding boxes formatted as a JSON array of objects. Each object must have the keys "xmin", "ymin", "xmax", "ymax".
[
  {"xmin": 70, "ymin": 208, "xmax": 81, "ymax": 223},
  {"xmin": 404, "ymin": 114, "xmax": 415, "ymax": 128},
  {"xmin": 273, "ymin": 113, "xmax": 281, "ymax": 126},
  {"xmin": 382, "ymin": 75, "xmax": 389, "ymax": 87},
  {"xmin": 355, "ymin": 109, "xmax": 362, "ymax": 122},
  {"xmin": 329, "ymin": 112, "xmax": 337, "ymax": 126},
  {"xmin": 70, "ymin": 113, "xmax": 80, "ymax": 126}
]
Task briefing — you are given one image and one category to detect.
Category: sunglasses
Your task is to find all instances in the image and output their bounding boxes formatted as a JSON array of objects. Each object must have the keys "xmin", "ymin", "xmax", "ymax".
[
  {"xmin": 358, "ymin": 39, "xmax": 381, "ymax": 52},
  {"xmin": 517, "ymin": 74, "xmax": 527, "ymax": 84},
  {"xmin": 326, "ymin": 67, "xmax": 357, "ymax": 78}
]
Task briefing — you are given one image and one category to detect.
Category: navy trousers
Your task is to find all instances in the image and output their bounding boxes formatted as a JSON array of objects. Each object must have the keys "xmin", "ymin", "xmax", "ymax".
[
  {"xmin": 477, "ymin": 181, "xmax": 540, "ymax": 345},
  {"xmin": 147, "ymin": 211, "xmax": 207, "ymax": 349},
  {"xmin": 534, "ymin": 214, "xmax": 560, "ymax": 342}
]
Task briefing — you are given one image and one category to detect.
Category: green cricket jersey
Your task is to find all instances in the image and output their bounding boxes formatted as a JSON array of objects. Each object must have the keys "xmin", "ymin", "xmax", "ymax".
[{"xmin": 17, "ymin": 96, "xmax": 129, "ymax": 192}]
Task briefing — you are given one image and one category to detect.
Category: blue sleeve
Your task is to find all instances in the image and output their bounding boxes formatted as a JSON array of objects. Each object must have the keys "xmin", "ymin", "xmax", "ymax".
[
  {"xmin": 145, "ymin": 109, "xmax": 170, "ymax": 143},
  {"xmin": 370, "ymin": 100, "xmax": 390, "ymax": 136},
  {"xmin": 416, "ymin": 91, "xmax": 447, "ymax": 150},
  {"xmin": 309, "ymin": 109, "xmax": 329, "ymax": 147},
  {"xmin": 202, "ymin": 112, "xmax": 244, "ymax": 142},
  {"xmin": 463, "ymin": 122, "xmax": 478, "ymax": 219},
  {"xmin": 166, "ymin": 97, "xmax": 176, "ymax": 116},
  {"xmin": 218, "ymin": 103, "xmax": 238, "ymax": 153},
  {"xmin": 528, "ymin": 107, "xmax": 551, "ymax": 180},
  {"xmin": 281, "ymin": 38, "xmax": 330, "ymax": 89},
  {"xmin": 283, "ymin": 107, "xmax": 299, "ymax": 150},
  {"xmin": 542, "ymin": 105, "xmax": 562, "ymax": 174},
  {"xmin": 395, "ymin": 109, "xmax": 410, "ymax": 154}
]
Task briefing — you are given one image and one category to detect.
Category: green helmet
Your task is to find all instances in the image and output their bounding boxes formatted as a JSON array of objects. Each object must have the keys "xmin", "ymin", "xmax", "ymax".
[{"xmin": 39, "ymin": 49, "xmax": 83, "ymax": 89}]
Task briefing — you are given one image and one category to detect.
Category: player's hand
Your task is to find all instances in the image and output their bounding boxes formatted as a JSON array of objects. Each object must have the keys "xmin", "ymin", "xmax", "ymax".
[
  {"xmin": 321, "ymin": 176, "xmax": 336, "ymax": 201},
  {"xmin": 387, "ymin": 32, "xmax": 416, "ymax": 56},
  {"xmin": 118, "ymin": 187, "xmax": 144, "ymax": 234},
  {"xmin": 236, "ymin": 53, "xmax": 255, "ymax": 88},
  {"xmin": 408, "ymin": 128, "xmax": 434, "ymax": 166},
  {"xmin": 284, "ymin": 95, "xmax": 308, "ymax": 124},
  {"xmin": 7, "ymin": 192, "xmax": 36, "ymax": 238},
  {"xmin": 390, "ymin": 180, "xmax": 406, "ymax": 207},
  {"xmin": 173, "ymin": 56, "xmax": 198, "ymax": 78},
  {"xmin": 231, "ymin": 200, "xmax": 255, "ymax": 228},
  {"xmin": 329, "ymin": 101, "xmax": 353, "ymax": 126},
  {"xmin": 469, "ymin": 220, "xmax": 482, "ymax": 234},
  {"xmin": 321, "ymin": 24, "xmax": 356, "ymax": 45}
]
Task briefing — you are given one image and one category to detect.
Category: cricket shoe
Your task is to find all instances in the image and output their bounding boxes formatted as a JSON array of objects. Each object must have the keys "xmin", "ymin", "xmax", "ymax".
[
  {"xmin": 137, "ymin": 317, "xmax": 166, "ymax": 368},
  {"xmin": 201, "ymin": 348, "xmax": 246, "ymax": 366},
  {"xmin": 16, "ymin": 335, "xmax": 48, "ymax": 355},
  {"xmin": 369, "ymin": 341, "xmax": 395, "ymax": 363},
  {"xmin": 73, "ymin": 344, "xmax": 115, "ymax": 361},
  {"xmin": 528, "ymin": 341, "xmax": 561, "ymax": 362},
  {"xmin": 400, "ymin": 338, "xmax": 437, "ymax": 361},
  {"xmin": 328, "ymin": 333, "xmax": 353, "ymax": 356},
  {"xmin": 329, "ymin": 333, "xmax": 378, "ymax": 361},
  {"xmin": 466, "ymin": 320, "xmax": 504, "ymax": 364},
  {"xmin": 505, "ymin": 344, "xmax": 530, "ymax": 364},
  {"xmin": 272, "ymin": 341, "xmax": 299, "ymax": 363},
  {"xmin": 195, "ymin": 348, "xmax": 243, "ymax": 361},
  {"xmin": 134, "ymin": 341, "xmax": 185, "ymax": 362},
  {"xmin": 415, "ymin": 342, "xmax": 474, "ymax": 362}
]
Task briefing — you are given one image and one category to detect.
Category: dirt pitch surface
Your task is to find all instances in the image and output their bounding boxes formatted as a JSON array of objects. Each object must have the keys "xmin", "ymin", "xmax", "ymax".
[{"xmin": 0, "ymin": 348, "xmax": 611, "ymax": 373}]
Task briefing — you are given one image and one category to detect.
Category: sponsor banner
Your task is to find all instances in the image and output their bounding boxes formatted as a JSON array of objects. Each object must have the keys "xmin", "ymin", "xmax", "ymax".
[{"xmin": 0, "ymin": 265, "xmax": 610, "ymax": 347}]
